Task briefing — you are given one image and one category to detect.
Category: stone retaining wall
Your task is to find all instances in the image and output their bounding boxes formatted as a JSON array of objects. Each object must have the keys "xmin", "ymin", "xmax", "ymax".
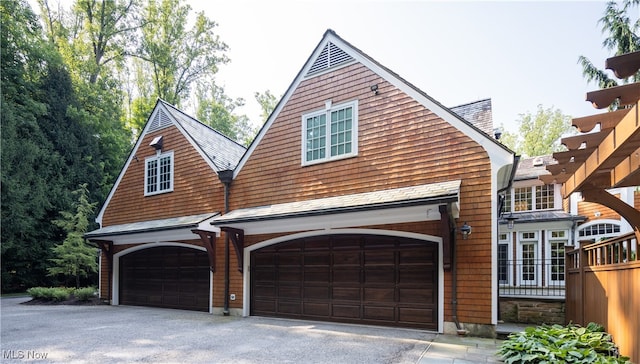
[{"xmin": 499, "ymin": 299, "xmax": 565, "ymax": 325}]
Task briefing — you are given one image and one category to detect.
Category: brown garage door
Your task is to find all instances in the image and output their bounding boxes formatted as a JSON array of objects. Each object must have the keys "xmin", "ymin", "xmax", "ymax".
[
  {"xmin": 250, "ymin": 234, "xmax": 438, "ymax": 329},
  {"xmin": 120, "ymin": 246, "xmax": 209, "ymax": 311}
]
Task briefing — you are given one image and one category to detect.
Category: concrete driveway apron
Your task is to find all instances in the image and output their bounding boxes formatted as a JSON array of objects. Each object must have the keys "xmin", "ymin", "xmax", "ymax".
[{"xmin": 1, "ymin": 297, "xmax": 502, "ymax": 363}]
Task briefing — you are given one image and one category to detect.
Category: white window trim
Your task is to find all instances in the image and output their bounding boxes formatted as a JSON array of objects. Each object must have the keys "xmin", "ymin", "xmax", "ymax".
[
  {"xmin": 507, "ymin": 184, "xmax": 560, "ymax": 213},
  {"xmin": 546, "ymin": 230, "xmax": 568, "ymax": 285},
  {"xmin": 498, "ymin": 232, "xmax": 513, "ymax": 286},
  {"xmin": 301, "ymin": 100, "xmax": 358, "ymax": 166},
  {"xmin": 144, "ymin": 150, "xmax": 174, "ymax": 196},
  {"xmin": 517, "ymin": 231, "xmax": 540, "ymax": 286}
]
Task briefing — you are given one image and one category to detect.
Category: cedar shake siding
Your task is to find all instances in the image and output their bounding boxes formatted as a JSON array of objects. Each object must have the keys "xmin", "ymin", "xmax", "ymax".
[
  {"xmin": 232, "ymin": 63, "xmax": 488, "ymax": 207},
  {"xmin": 229, "ymin": 62, "xmax": 495, "ymax": 325},
  {"xmin": 102, "ymin": 126, "xmax": 225, "ymax": 226}
]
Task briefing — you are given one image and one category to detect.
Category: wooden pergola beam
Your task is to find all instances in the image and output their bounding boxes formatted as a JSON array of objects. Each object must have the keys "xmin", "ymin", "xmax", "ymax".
[
  {"xmin": 552, "ymin": 147, "xmax": 596, "ymax": 164},
  {"xmin": 582, "ymin": 183, "xmax": 640, "ymax": 233},
  {"xmin": 605, "ymin": 50, "xmax": 640, "ymax": 79},
  {"xmin": 562, "ymin": 101, "xmax": 640, "ymax": 197},
  {"xmin": 572, "ymin": 108, "xmax": 631, "ymax": 132},
  {"xmin": 561, "ymin": 130, "xmax": 610, "ymax": 150},
  {"xmin": 611, "ymin": 146, "xmax": 640, "ymax": 188},
  {"xmin": 586, "ymin": 83, "xmax": 640, "ymax": 109}
]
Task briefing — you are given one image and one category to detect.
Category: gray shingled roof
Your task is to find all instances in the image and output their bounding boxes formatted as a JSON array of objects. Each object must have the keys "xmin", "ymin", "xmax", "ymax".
[
  {"xmin": 86, "ymin": 213, "xmax": 219, "ymax": 238},
  {"xmin": 161, "ymin": 100, "xmax": 246, "ymax": 171},
  {"xmin": 450, "ymin": 99, "xmax": 494, "ymax": 137},
  {"xmin": 212, "ymin": 180, "xmax": 461, "ymax": 224},
  {"xmin": 515, "ymin": 155, "xmax": 557, "ymax": 181},
  {"xmin": 499, "ymin": 210, "xmax": 585, "ymax": 225}
]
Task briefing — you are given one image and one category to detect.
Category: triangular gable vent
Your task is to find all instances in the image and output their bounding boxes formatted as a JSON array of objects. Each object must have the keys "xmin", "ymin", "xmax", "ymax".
[
  {"xmin": 148, "ymin": 108, "xmax": 172, "ymax": 132},
  {"xmin": 306, "ymin": 41, "xmax": 354, "ymax": 76}
]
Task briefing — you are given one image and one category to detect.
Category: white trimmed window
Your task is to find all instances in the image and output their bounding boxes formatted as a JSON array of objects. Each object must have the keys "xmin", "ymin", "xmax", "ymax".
[
  {"xmin": 302, "ymin": 100, "xmax": 358, "ymax": 165},
  {"xmin": 145, "ymin": 151, "xmax": 174, "ymax": 196}
]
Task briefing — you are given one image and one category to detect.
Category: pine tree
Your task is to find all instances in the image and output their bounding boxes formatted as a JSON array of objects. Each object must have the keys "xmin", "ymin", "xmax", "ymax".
[{"xmin": 48, "ymin": 184, "xmax": 98, "ymax": 288}]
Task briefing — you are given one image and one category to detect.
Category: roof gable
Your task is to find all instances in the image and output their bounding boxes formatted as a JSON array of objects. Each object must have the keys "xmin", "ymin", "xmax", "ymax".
[
  {"xmin": 95, "ymin": 99, "xmax": 246, "ymax": 225},
  {"xmin": 235, "ymin": 29, "xmax": 513, "ymax": 178}
]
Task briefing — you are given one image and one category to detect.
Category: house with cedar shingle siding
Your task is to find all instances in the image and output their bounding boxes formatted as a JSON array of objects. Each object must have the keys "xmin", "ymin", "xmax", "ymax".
[{"xmin": 87, "ymin": 29, "xmax": 518, "ymax": 337}]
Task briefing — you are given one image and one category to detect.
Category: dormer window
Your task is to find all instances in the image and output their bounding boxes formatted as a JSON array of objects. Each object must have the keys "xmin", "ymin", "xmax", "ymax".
[
  {"xmin": 145, "ymin": 151, "xmax": 174, "ymax": 196},
  {"xmin": 302, "ymin": 100, "xmax": 358, "ymax": 165},
  {"xmin": 503, "ymin": 184, "xmax": 557, "ymax": 213}
]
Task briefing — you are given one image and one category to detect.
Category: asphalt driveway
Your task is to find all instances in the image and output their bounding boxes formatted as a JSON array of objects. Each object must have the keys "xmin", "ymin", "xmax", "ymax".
[{"xmin": 1, "ymin": 297, "xmax": 437, "ymax": 363}]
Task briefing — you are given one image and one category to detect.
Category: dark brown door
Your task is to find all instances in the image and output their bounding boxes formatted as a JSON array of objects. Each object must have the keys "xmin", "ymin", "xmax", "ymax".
[
  {"xmin": 120, "ymin": 246, "xmax": 209, "ymax": 311},
  {"xmin": 250, "ymin": 235, "xmax": 438, "ymax": 329}
]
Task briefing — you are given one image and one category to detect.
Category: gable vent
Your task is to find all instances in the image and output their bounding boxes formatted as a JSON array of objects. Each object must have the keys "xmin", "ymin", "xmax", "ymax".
[
  {"xmin": 306, "ymin": 41, "xmax": 354, "ymax": 76},
  {"xmin": 148, "ymin": 108, "xmax": 172, "ymax": 132}
]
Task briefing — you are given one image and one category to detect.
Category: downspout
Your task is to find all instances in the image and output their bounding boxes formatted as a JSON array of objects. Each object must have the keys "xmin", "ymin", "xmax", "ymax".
[
  {"xmin": 451, "ymin": 226, "xmax": 464, "ymax": 334},
  {"xmin": 218, "ymin": 170, "xmax": 234, "ymax": 316}
]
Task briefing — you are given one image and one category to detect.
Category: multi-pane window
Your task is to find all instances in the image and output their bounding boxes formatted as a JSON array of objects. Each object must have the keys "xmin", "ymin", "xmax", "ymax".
[
  {"xmin": 536, "ymin": 184, "xmax": 554, "ymax": 210},
  {"xmin": 498, "ymin": 244, "xmax": 509, "ymax": 284},
  {"xmin": 521, "ymin": 243, "xmax": 536, "ymax": 282},
  {"xmin": 550, "ymin": 241, "xmax": 565, "ymax": 282},
  {"xmin": 302, "ymin": 101, "xmax": 357, "ymax": 165},
  {"xmin": 520, "ymin": 231, "xmax": 537, "ymax": 284},
  {"xmin": 514, "ymin": 187, "xmax": 532, "ymax": 211},
  {"xmin": 305, "ymin": 114, "xmax": 326, "ymax": 161},
  {"xmin": 145, "ymin": 151, "xmax": 174, "ymax": 196},
  {"xmin": 549, "ymin": 230, "xmax": 566, "ymax": 283},
  {"xmin": 502, "ymin": 193, "xmax": 512, "ymax": 214},
  {"xmin": 506, "ymin": 185, "xmax": 556, "ymax": 212},
  {"xmin": 578, "ymin": 223, "xmax": 621, "ymax": 237}
]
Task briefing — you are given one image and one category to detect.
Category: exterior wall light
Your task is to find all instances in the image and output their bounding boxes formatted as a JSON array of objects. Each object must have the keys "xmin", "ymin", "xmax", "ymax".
[
  {"xmin": 370, "ymin": 84, "xmax": 379, "ymax": 95},
  {"xmin": 150, "ymin": 135, "xmax": 163, "ymax": 151},
  {"xmin": 460, "ymin": 222, "xmax": 472, "ymax": 239}
]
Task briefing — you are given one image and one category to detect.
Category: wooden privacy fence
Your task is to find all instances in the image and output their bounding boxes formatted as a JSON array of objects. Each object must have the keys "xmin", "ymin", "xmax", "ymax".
[{"xmin": 566, "ymin": 232, "xmax": 640, "ymax": 363}]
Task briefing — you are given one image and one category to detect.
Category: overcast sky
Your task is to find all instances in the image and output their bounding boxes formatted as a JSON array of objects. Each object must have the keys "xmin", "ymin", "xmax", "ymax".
[
  {"xmin": 188, "ymin": 0, "xmax": 619, "ymax": 133},
  {"xmin": 29, "ymin": 0, "xmax": 626, "ymax": 133}
]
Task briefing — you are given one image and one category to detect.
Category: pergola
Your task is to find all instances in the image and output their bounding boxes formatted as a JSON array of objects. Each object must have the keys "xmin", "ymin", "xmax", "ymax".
[{"xmin": 540, "ymin": 50, "xmax": 640, "ymax": 237}]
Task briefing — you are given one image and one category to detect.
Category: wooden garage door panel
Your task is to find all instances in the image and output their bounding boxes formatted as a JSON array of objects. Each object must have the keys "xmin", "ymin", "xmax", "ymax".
[
  {"xmin": 250, "ymin": 234, "xmax": 438, "ymax": 329},
  {"xmin": 120, "ymin": 246, "xmax": 209, "ymax": 312}
]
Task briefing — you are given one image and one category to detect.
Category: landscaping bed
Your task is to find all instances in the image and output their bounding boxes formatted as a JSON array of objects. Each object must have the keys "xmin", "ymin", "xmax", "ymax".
[{"xmin": 22, "ymin": 286, "xmax": 106, "ymax": 306}]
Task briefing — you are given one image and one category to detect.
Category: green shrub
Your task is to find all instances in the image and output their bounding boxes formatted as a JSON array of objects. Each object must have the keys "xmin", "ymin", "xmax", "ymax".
[
  {"xmin": 26, "ymin": 287, "xmax": 48, "ymax": 300},
  {"xmin": 26, "ymin": 287, "xmax": 71, "ymax": 302},
  {"xmin": 498, "ymin": 322, "xmax": 631, "ymax": 364},
  {"xmin": 73, "ymin": 287, "xmax": 96, "ymax": 301}
]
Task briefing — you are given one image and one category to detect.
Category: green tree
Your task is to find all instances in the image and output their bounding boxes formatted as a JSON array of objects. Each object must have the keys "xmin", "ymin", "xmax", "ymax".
[
  {"xmin": 254, "ymin": 90, "xmax": 279, "ymax": 123},
  {"xmin": 499, "ymin": 105, "xmax": 574, "ymax": 157},
  {"xmin": 1, "ymin": 0, "xmax": 66, "ymax": 291},
  {"xmin": 48, "ymin": 184, "xmax": 98, "ymax": 288},
  {"xmin": 138, "ymin": 0, "xmax": 228, "ymax": 102},
  {"xmin": 37, "ymin": 0, "xmax": 133, "ymax": 199},
  {"xmin": 578, "ymin": 0, "xmax": 639, "ymax": 92},
  {"xmin": 195, "ymin": 83, "xmax": 256, "ymax": 146}
]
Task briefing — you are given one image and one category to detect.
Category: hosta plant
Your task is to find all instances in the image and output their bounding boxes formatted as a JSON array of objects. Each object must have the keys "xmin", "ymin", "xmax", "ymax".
[{"xmin": 498, "ymin": 322, "xmax": 630, "ymax": 364}]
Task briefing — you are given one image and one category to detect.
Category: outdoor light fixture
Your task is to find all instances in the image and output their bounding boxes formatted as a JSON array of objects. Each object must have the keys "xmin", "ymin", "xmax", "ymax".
[
  {"xmin": 149, "ymin": 135, "xmax": 163, "ymax": 151},
  {"xmin": 460, "ymin": 222, "xmax": 472, "ymax": 240},
  {"xmin": 494, "ymin": 128, "xmax": 502, "ymax": 140},
  {"xmin": 505, "ymin": 213, "xmax": 518, "ymax": 230},
  {"xmin": 370, "ymin": 84, "xmax": 379, "ymax": 95}
]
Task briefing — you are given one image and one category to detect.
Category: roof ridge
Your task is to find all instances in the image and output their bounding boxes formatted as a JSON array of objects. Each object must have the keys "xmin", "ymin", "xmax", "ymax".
[{"xmin": 158, "ymin": 99, "xmax": 247, "ymax": 149}]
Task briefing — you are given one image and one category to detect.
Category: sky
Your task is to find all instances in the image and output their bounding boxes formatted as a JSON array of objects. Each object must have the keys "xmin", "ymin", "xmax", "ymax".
[{"xmin": 185, "ymin": 0, "xmax": 621, "ymax": 134}]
